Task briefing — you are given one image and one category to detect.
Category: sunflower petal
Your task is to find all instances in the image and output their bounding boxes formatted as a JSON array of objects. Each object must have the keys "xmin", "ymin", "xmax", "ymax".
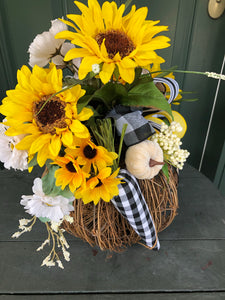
[
  {"xmin": 99, "ymin": 63, "xmax": 115, "ymax": 84},
  {"xmin": 78, "ymin": 107, "xmax": 93, "ymax": 121},
  {"xmin": 49, "ymin": 134, "xmax": 62, "ymax": 157},
  {"xmin": 55, "ymin": 30, "xmax": 77, "ymax": 41},
  {"xmin": 29, "ymin": 134, "xmax": 51, "ymax": 155},
  {"xmin": 61, "ymin": 130, "xmax": 74, "ymax": 147}
]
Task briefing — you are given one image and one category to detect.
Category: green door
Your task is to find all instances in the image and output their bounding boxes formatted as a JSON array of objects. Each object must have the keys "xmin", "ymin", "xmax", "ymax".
[{"xmin": 0, "ymin": 0, "xmax": 225, "ymax": 194}]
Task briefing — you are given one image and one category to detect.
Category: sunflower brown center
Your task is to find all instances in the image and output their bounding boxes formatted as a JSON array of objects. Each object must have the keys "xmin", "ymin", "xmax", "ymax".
[
  {"xmin": 95, "ymin": 30, "xmax": 135, "ymax": 59},
  {"xmin": 66, "ymin": 161, "xmax": 77, "ymax": 173},
  {"xmin": 83, "ymin": 145, "xmax": 97, "ymax": 159},
  {"xmin": 33, "ymin": 95, "xmax": 67, "ymax": 134}
]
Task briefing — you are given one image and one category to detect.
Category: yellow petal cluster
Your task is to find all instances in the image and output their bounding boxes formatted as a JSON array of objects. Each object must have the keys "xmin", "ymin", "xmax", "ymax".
[
  {"xmin": 53, "ymin": 137, "xmax": 120, "ymax": 205},
  {"xmin": 0, "ymin": 64, "xmax": 92, "ymax": 167},
  {"xmin": 55, "ymin": 0, "xmax": 170, "ymax": 84},
  {"xmin": 66, "ymin": 139, "xmax": 118, "ymax": 173},
  {"xmin": 75, "ymin": 167, "xmax": 122, "ymax": 205},
  {"xmin": 54, "ymin": 154, "xmax": 89, "ymax": 192}
]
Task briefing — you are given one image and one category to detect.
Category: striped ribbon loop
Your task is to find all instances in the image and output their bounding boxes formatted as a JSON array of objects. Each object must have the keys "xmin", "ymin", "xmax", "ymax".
[
  {"xmin": 147, "ymin": 77, "xmax": 180, "ymax": 130},
  {"xmin": 154, "ymin": 77, "xmax": 180, "ymax": 104}
]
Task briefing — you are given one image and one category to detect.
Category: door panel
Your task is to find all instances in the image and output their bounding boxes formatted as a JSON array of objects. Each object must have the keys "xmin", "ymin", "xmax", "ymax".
[{"xmin": 0, "ymin": 0, "xmax": 224, "ymax": 193}]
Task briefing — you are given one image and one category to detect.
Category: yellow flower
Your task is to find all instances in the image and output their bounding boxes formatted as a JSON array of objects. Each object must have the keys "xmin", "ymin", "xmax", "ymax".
[
  {"xmin": 66, "ymin": 139, "xmax": 118, "ymax": 173},
  {"xmin": 54, "ymin": 154, "xmax": 89, "ymax": 192},
  {"xmin": 0, "ymin": 64, "xmax": 93, "ymax": 167},
  {"xmin": 55, "ymin": 0, "xmax": 170, "ymax": 84},
  {"xmin": 75, "ymin": 167, "xmax": 122, "ymax": 205}
]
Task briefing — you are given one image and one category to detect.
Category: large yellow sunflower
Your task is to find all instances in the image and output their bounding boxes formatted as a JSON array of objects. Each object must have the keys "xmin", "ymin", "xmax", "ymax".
[
  {"xmin": 55, "ymin": 0, "xmax": 170, "ymax": 84},
  {"xmin": 75, "ymin": 167, "xmax": 122, "ymax": 205},
  {"xmin": 66, "ymin": 138, "xmax": 118, "ymax": 173},
  {"xmin": 0, "ymin": 64, "xmax": 93, "ymax": 167}
]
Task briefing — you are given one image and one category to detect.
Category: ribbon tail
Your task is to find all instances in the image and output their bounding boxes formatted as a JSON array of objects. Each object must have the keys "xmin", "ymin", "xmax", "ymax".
[{"xmin": 111, "ymin": 169, "xmax": 160, "ymax": 250}]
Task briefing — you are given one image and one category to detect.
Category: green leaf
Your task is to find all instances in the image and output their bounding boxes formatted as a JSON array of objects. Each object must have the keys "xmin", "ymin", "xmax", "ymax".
[
  {"xmin": 120, "ymin": 81, "xmax": 173, "ymax": 117},
  {"xmin": 42, "ymin": 165, "xmax": 58, "ymax": 195},
  {"xmin": 93, "ymin": 82, "xmax": 128, "ymax": 108},
  {"xmin": 128, "ymin": 72, "xmax": 153, "ymax": 90},
  {"xmin": 153, "ymin": 66, "xmax": 178, "ymax": 78},
  {"xmin": 117, "ymin": 123, "xmax": 128, "ymax": 169},
  {"xmin": 63, "ymin": 77, "xmax": 81, "ymax": 87},
  {"xmin": 39, "ymin": 217, "xmax": 50, "ymax": 223},
  {"xmin": 162, "ymin": 162, "xmax": 169, "ymax": 182},
  {"xmin": 42, "ymin": 165, "xmax": 74, "ymax": 198},
  {"xmin": 28, "ymin": 153, "xmax": 38, "ymax": 168},
  {"xmin": 180, "ymin": 91, "xmax": 196, "ymax": 95},
  {"xmin": 113, "ymin": 65, "xmax": 120, "ymax": 81},
  {"xmin": 77, "ymin": 95, "xmax": 93, "ymax": 113},
  {"xmin": 173, "ymin": 98, "xmax": 199, "ymax": 103},
  {"xmin": 125, "ymin": 0, "xmax": 133, "ymax": 10},
  {"xmin": 58, "ymin": 186, "xmax": 74, "ymax": 199},
  {"xmin": 86, "ymin": 105, "xmax": 100, "ymax": 117}
]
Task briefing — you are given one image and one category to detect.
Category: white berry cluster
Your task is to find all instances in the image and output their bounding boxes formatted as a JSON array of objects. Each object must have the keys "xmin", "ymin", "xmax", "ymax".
[
  {"xmin": 151, "ymin": 122, "xmax": 190, "ymax": 170},
  {"xmin": 205, "ymin": 72, "xmax": 225, "ymax": 81}
]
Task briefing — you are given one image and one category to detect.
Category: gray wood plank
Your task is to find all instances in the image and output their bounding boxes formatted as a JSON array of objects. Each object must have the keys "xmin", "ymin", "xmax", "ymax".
[
  {"xmin": 160, "ymin": 169, "xmax": 225, "ymax": 240},
  {"xmin": 1, "ymin": 240, "xmax": 225, "ymax": 293},
  {"xmin": 0, "ymin": 167, "xmax": 47, "ymax": 241},
  {"xmin": 1, "ymin": 293, "xmax": 225, "ymax": 299},
  {"xmin": 1, "ymin": 165, "xmax": 224, "ymax": 242}
]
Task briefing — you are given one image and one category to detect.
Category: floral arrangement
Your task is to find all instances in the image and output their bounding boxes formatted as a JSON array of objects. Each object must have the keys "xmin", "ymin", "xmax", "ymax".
[{"xmin": 0, "ymin": 0, "xmax": 224, "ymax": 269}]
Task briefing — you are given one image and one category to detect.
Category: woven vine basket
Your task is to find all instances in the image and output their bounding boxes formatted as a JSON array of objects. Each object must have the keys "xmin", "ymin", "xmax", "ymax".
[{"xmin": 62, "ymin": 166, "xmax": 178, "ymax": 252}]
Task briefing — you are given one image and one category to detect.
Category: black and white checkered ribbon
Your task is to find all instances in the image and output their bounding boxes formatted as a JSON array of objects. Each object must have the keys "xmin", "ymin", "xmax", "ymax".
[
  {"xmin": 154, "ymin": 77, "xmax": 179, "ymax": 104},
  {"xmin": 108, "ymin": 107, "xmax": 155, "ymax": 147},
  {"xmin": 111, "ymin": 169, "xmax": 160, "ymax": 250}
]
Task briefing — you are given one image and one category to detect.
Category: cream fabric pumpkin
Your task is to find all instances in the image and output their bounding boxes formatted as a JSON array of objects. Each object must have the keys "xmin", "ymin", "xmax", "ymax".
[{"xmin": 125, "ymin": 140, "xmax": 164, "ymax": 180}]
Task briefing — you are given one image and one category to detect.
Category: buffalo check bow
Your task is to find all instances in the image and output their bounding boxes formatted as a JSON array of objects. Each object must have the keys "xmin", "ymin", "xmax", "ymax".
[{"xmin": 108, "ymin": 106, "xmax": 155, "ymax": 147}]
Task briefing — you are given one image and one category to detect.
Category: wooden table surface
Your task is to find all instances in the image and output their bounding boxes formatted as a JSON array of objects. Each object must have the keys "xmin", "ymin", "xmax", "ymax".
[{"xmin": 0, "ymin": 164, "xmax": 225, "ymax": 299}]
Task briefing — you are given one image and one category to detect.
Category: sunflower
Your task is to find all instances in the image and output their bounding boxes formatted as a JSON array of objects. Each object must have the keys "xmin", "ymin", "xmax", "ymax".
[
  {"xmin": 75, "ymin": 167, "xmax": 121, "ymax": 205},
  {"xmin": 66, "ymin": 139, "xmax": 118, "ymax": 173},
  {"xmin": 0, "ymin": 64, "xmax": 93, "ymax": 167},
  {"xmin": 55, "ymin": 0, "xmax": 170, "ymax": 84},
  {"xmin": 54, "ymin": 154, "xmax": 89, "ymax": 192}
]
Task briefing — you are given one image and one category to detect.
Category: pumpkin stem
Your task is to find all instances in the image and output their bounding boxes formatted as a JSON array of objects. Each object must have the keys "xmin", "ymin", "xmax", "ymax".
[{"xmin": 149, "ymin": 159, "xmax": 164, "ymax": 168}]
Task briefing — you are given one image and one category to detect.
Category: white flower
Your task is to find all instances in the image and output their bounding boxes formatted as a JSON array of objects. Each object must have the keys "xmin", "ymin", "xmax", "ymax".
[
  {"xmin": 51, "ymin": 221, "xmax": 61, "ymax": 233},
  {"xmin": 19, "ymin": 219, "xmax": 30, "ymax": 226},
  {"xmin": 28, "ymin": 19, "xmax": 80, "ymax": 70},
  {"xmin": 56, "ymin": 260, "xmax": 64, "ymax": 269},
  {"xmin": 62, "ymin": 248, "xmax": 70, "ymax": 261},
  {"xmin": 36, "ymin": 239, "xmax": 50, "ymax": 251},
  {"xmin": 0, "ymin": 122, "xmax": 28, "ymax": 170},
  {"xmin": 92, "ymin": 64, "xmax": 100, "ymax": 74},
  {"xmin": 64, "ymin": 215, "xmax": 74, "ymax": 224},
  {"xmin": 20, "ymin": 178, "xmax": 74, "ymax": 222},
  {"xmin": 12, "ymin": 231, "xmax": 23, "ymax": 238}
]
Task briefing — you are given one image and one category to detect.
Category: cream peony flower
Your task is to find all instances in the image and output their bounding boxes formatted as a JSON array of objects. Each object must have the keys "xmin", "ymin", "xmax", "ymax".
[
  {"xmin": 20, "ymin": 178, "xmax": 74, "ymax": 222},
  {"xmin": 28, "ymin": 19, "xmax": 80, "ymax": 70},
  {"xmin": 0, "ymin": 122, "xmax": 28, "ymax": 170}
]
